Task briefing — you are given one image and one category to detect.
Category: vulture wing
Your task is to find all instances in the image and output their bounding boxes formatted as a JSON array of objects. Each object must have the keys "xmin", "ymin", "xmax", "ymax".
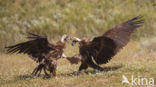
[
  {"xmin": 103, "ymin": 16, "xmax": 144, "ymax": 52},
  {"xmin": 5, "ymin": 33, "xmax": 55, "ymax": 62},
  {"xmin": 90, "ymin": 16, "xmax": 144, "ymax": 64},
  {"xmin": 90, "ymin": 36, "xmax": 116, "ymax": 64}
]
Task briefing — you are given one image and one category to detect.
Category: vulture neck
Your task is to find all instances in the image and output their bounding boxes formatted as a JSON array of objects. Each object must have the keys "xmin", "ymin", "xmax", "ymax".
[
  {"xmin": 79, "ymin": 38, "xmax": 89, "ymax": 46},
  {"xmin": 61, "ymin": 35, "xmax": 67, "ymax": 43},
  {"xmin": 56, "ymin": 41, "xmax": 66, "ymax": 48},
  {"xmin": 61, "ymin": 39, "xmax": 65, "ymax": 43}
]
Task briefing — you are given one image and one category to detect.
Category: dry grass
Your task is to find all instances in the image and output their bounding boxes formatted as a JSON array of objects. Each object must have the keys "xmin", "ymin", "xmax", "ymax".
[{"xmin": 0, "ymin": 40, "xmax": 156, "ymax": 87}]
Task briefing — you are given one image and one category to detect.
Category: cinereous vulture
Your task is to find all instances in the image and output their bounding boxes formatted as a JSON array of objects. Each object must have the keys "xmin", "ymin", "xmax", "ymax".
[
  {"xmin": 70, "ymin": 16, "xmax": 144, "ymax": 73},
  {"xmin": 6, "ymin": 33, "xmax": 70, "ymax": 77}
]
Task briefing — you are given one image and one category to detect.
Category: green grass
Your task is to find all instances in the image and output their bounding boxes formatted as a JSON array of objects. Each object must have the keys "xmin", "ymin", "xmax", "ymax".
[
  {"xmin": 0, "ymin": 41, "xmax": 156, "ymax": 87},
  {"xmin": 0, "ymin": 0, "xmax": 156, "ymax": 52}
]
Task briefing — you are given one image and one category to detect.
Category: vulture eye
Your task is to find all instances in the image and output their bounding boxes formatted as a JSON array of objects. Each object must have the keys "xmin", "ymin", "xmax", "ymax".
[{"xmin": 64, "ymin": 36, "xmax": 71, "ymax": 42}]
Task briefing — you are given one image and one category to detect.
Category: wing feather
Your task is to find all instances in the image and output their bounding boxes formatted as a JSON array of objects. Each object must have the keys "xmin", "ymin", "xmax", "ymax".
[
  {"xmin": 103, "ymin": 16, "xmax": 144, "ymax": 52},
  {"xmin": 89, "ymin": 16, "xmax": 144, "ymax": 64},
  {"xmin": 5, "ymin": 33, "xmax": 53, "ymax": 62},
  {"xmin": 90, "ymin": 36, "xmax": 116, "ymax": 64}
]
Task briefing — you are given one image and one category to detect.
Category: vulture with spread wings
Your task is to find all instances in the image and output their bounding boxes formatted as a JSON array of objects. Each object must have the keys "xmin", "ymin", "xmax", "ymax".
[
  {"xmin": 70, "ymin": 16, "xmax": 144, "ymax": 73},
  {"xmin": 6, "ymin": 33, "xmax": 70, "ymax": 77}
]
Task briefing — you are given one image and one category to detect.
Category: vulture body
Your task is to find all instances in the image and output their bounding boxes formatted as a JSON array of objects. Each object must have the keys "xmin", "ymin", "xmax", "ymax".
[
  {"xmin": 6, "ymin": 33, "xmax": 70, "ymax": 77},
  {"xmin": 71, "ymin": 16, "xmax": 144, "ymax": 72}
]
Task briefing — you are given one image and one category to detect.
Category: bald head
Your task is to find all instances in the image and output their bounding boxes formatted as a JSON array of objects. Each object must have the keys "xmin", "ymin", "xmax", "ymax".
[{"xmin": 61, "ymin": 34, "xmax": 71, "ymax": 43}]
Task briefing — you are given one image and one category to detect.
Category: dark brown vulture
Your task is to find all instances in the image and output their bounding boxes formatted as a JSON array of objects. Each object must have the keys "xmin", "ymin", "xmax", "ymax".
[
  {"xmin": 70, "ymin": 16, "xmax": 144, "ymax": 73},
  {"xmin": 5, "ymin": 33, "xmax": 70, "ymax": 77}
]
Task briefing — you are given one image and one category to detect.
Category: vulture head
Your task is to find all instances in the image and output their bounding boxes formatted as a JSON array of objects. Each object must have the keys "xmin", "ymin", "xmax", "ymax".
[
  {"xmin": 71, "ymin": 37, "xmax": 81, "ymax": 46},
  {"xmin": 61, "ymin": 34, "xmax": 71, "ymax": 43},
  {"xmin": 71, "ymin": 37, "xmax": 90, "ymax": 46}
]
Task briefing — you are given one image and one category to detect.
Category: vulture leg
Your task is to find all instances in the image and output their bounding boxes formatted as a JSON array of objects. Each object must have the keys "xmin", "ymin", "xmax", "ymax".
[
  {"xmin": 48, "ymin": 67, "xmax": 56, "ymax": 77},
  {"xmin": 86, "ymin": 57, "xmax": 104, "ymax": 71},
  {"xmin": 49, "ymin": 63, "xmax": 57, "ymax": 77},
  {"xmin": 73, "ymin": 62, "xmax": 88, "ymax": 75},
  {"xmin": 79, "ymin": 62, "xmax": 88, "ymax": 71},
  {"xmin": 44, "ymin": 67, "xmax": 49, "ymax": 76},
  {"xmin": 32, "ymin": 64, "xmax": 44, "ymax": 76},
  {"xmin": 51, "ymin": 65, "xmax": 57, "ymax": 77},
  {"xmin": 32, "ymin": 66, "xmax": 38, "ymax": 75},
  {"xmin": 37, "ymin": 64, "xmax": 44, "ymax": 76},
  {"xmin": 43, "ymin": 66, "xmax": 50, "ymax": 78},
  {"xmin": 34, "ymin": 65, "xmax": 41, "ymax": 75}
]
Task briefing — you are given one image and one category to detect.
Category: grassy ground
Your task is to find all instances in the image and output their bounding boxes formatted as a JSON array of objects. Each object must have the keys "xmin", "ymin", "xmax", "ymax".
[
  {"xmin": 0, "ymin": 40, "xmax": 156, "ymax": 87},
  {"xmin": 0, "ymin": 0, "xmax": 156, "ymax": 87}
]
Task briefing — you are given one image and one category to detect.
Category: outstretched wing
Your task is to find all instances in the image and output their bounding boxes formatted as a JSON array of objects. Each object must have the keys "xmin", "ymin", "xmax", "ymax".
[
  {"xmin": 5, "ymin": 33, "xmax": 54, "ymax": 61},
  {"xmin": 90, "ymin": 16, "xmax": 144, "ymax": 64},
  {"xmin": 103, "ymin": 16, "xmax": 144, "ymax": 52}
]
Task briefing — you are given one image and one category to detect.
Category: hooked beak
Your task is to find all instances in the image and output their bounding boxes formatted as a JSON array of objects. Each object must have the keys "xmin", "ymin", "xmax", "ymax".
[
  {"xmin": 71, "ymin": 37, "xmax": 81, "ymax": 46},
  {"xmin": 71, "ymin": 40, "xmax": 77, "ymax": 46}
]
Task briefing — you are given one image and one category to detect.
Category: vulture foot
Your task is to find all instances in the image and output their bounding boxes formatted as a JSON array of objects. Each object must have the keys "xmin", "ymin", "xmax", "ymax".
[{"xmin": 32, "ymin": 64, "xmax": 44, "ymax": 76}]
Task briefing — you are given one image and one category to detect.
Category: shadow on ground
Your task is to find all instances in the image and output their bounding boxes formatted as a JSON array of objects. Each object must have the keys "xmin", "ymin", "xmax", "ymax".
[
  {"xmin": 85, "ymin": 64, "xmax": 123, "ymax": 74},
  {"xmin": 59, "ymin": 64, "xmax": 123, "ymax": 77}
]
